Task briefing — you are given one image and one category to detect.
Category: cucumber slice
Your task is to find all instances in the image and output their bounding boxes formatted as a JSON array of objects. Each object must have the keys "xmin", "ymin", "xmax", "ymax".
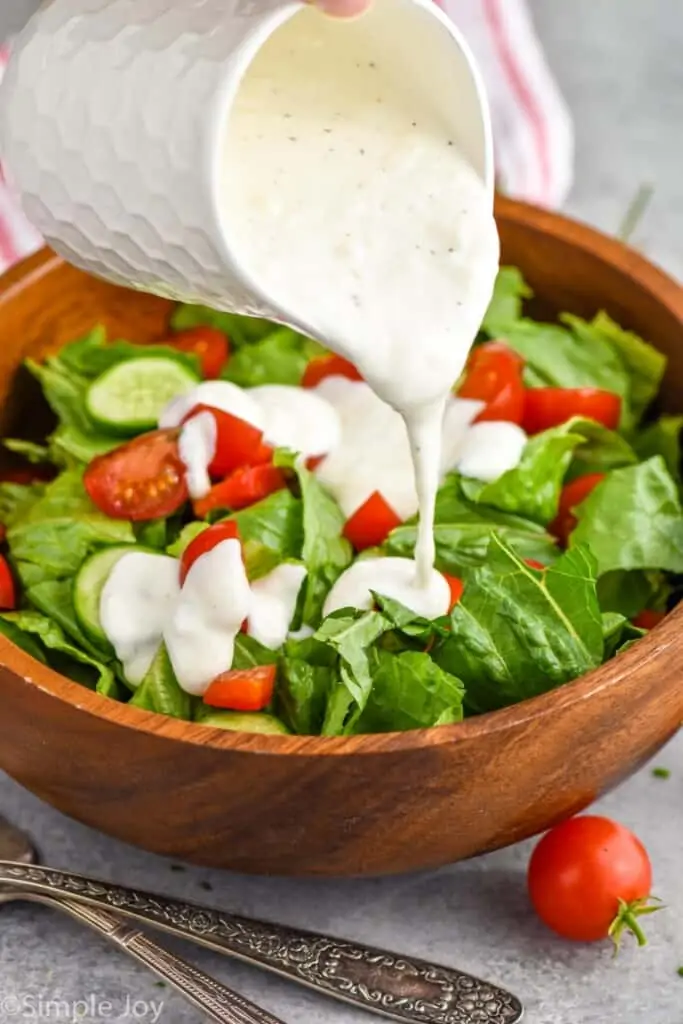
[
  {"xmin": 86, "ymin": 357, "xmax": 199, "ymax": 435},
  {"xmin": 74, "ymin": 545, "xmax": 139, "ymax": 646},
  {"xmin": 195, "ymin": 709, "xmax": 290, "ymax": 735}
]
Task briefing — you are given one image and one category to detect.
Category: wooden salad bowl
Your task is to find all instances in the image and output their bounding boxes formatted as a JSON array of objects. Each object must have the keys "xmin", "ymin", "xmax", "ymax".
[{"xmin": 0, "ymin": 197, "xmax": 681, "ymax": 877}]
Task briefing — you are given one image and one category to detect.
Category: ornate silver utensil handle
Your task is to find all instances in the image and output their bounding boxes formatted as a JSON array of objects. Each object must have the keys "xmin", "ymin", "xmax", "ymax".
[
  {"xmin": 0, "ymin": 862, "xmax": 523, "ymax": 1024},
  {"xmin": 6, "ymin": 888, "xmax": 286, "ymax": 1024}
]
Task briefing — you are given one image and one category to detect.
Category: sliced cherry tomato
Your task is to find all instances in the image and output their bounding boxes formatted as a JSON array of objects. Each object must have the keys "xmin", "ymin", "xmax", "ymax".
[
  {"xmin": 203, "ymin": 665, "xmax": 276, "ymax": 712},
  {"xmin": 302, "ymin": 353, "xmax": 363, "ymax": 389},
  {"xmin": 343, "ymin": 491, "xmax": 402, "ymax": 551},
  {"xmin": 457, "ymin": 342, "xmax": 525, "ymax": 424},
  {"xmin": 528, "ymin": 816, "xmax": 658, "ymax": 947},
  {"xmin": 443, "ymin": 573, "xmax": 464, "ymax": 610},
  {"xmin": 183, "ymin": 405, "xmax": 272, "ymax": 477},
  {"xmin": 549, "ymin": 473, "xmax": 606, "ymax": 547},
  {"xmin": 633, "ymin": 609, "xmax": 667, "ymax": 630},
  {"xmin": 523, "ymin": 387, "xmax": 621, "ymax": 434},
  {"xmin": 194, "ymin": 464, "xmax": 287, "ymax": 517},
  {"xmin": 0, "ymin": 554, "xmax": 16, "ymax": 610},
  {"xmin": 180, "ymin": 521, "xmax": 240, "ymax": 585},
  {"xmin": 84, "ymin": 429, "xmax": 188, "ymax": 521},
  {"xmin": 166, "ymin": 327, "xmax": 229, "ymax": 379}
]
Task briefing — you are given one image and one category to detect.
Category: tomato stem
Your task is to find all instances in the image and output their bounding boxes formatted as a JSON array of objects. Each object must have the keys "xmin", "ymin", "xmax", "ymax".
[{"xmin": 608, "ymin": 897, "xmax": 664, "ymax": 953}]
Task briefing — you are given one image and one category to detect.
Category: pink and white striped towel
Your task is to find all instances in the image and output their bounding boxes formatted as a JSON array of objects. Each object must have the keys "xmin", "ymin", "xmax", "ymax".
[{"xmin": 0, "ymin": 0, "xmax": 573, "ymax": 276}]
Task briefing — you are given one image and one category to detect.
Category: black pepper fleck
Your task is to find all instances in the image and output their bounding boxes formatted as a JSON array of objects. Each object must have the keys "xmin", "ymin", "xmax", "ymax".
[
  {"xmin": 359, "ymin": 148, "xmax": 365, "ymax": 155},
  {"xmin": 447, "ymin": 140, "xmax": 454, "ymax": 146},
  {"xmin": 288, "ymin": 136, "xmax": 297, "ymax": 142},
  {"xmin": 199, "ymin": 880, "xmax": 214, "ymax": 891}
]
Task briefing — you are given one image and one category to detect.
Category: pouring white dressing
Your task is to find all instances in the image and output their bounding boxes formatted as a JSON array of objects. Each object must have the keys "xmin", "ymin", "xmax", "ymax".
[{"xmin": 223, "ymin": 8, "xmax": 499, "ymax": 592}]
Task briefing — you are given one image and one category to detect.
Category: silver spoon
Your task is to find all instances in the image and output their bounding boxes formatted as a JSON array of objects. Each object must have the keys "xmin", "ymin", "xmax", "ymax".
[
  {"xmin": 0, "ymin": 818, "xmax": 287, "ymax": 1024},
  {"xmin": 0, "ymin": 817, "xmax": 523, "ymax": 1024}
]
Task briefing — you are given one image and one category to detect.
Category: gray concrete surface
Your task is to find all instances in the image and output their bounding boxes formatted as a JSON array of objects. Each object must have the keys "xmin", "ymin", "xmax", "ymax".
[{"xmin": 0, "ymin": 2, "xmax": 682, "ymax": 1022}]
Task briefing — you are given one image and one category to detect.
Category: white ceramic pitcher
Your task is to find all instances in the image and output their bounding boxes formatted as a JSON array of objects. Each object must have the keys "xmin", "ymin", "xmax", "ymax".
[{"xmin": 0, "ymin": 0, "xmax": 493, "ymax": 329}]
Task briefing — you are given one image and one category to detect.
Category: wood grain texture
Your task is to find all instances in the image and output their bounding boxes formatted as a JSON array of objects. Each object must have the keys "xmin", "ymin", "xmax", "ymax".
[{"xmin": 0, "ymin": 199, "xmax": 681, "ymax": 876}]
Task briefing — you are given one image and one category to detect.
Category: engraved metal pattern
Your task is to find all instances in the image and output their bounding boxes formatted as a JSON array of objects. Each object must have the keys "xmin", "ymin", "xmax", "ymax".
[
  {"xmin": 1, "ymin": 886, "xmax": 285, "ymax": 1024},
  {"xmin": 0, "ymin": 863, "xmax": 523, "ymax": 1024}
]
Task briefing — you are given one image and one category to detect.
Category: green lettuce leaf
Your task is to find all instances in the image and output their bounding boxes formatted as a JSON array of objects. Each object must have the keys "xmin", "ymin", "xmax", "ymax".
[
  {"xmin": 130, "ymin": 643, "xmax": 192, "ymax": 720},
  {"xmin": 232, "ymin": 633, "xmax": 279, "ymax": 668},
  {"xmin": 0, "ymin": 617, "xmax": 48, "ymax": 663},
  {"xmin": 54, "ymin": 325, "xmax": 200, "ymax": 378},
  {"xmin": 503, "ymin": 318, "xmax": 631, "ymax": 410},
  {"xmin": 170, "ymin": 305, "xmax": 274, "ymax": 345},
  {"xmin": 317, "ymin": 609, "xmax": 392, "ymax": 735},
  {"xmin": 166, "ymin": 521, "xmax": 209, "ymax": 559},
  {"xmin": 0, "ymin": 610, "xmax": 118, "ymax": 696},
  {"xmin": 2, "ymin": 439, "xmax": 51, "ymax": 464},
  {"xmin": 276, "ymin": 452, "xmax": 352, "ymax": 625},
  {"xmin": 601, "ymin": 611, "xmax": 645, "ymax": 660},
  {"xmin": 27, "ymin": 579, "xmax": 111, "ymax": 661},
  {"xmin": 386, "ymin": 473, "xmax": 558, "ymax": 570},
  {"xmin": 26, "ymin": 357, "xmax": 96, "ymax": 435},
  {"xmin": 462, "ymin": 427, "xmax": 582, "ymax": 524},
  {"xmin": 482, "ymin": 266, "xmax": 532, "ymax": 335},
  {"xmin": 462, "ymin": 419, "xmax": 637, "ymax": 524},
  {"xmin": 432, "ymin": 536, "xmax": 603, "ymax": 713},
  {"xmin": 633, "ymin": 415, "xmax": 683, "ymax": 485},
  {"xmin": 571, "ymin": 456, "xmax": 683, "ymax": 575},
  {"xmin": 221, "ymin": 327, "xmax": 324, "ymax": 388},
  {"xmin": 279, "ymin": 594, "xmax": 459, "ymax": 736},
  {"xmin": 48, "ymin": 424, "xmax": 120, "ymax": 465},
  {"xmin": 277, "ymin": 636, "xmax": 336, "ymax": 735},
  {"xmin": 351, "ymin": 649, "xmax": 464, "ymax": 733},
  {"xmin": 6, "ymin": 469, "xmax": 134, "ymax": 587},
  {"xmin": 0, "ymin": 481, "xmax": 45, "ymax": 528},
  {"xmin": 133, "ymin": 518, "xmax": 169, "ymax": 552},
  {"xmin": 596, "ymin": 569, "xmax": 663, "ymax": 618},
  {"xmin": 230, "ymin": 489, "xmax": 304, "ymax": 579},
  {"xmin": 581, "ymin": 311, "xmax": 666, "ymax": 422}
]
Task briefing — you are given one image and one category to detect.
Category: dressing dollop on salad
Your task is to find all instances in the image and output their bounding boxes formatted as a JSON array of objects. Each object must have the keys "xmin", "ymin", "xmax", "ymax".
[{"xmin": 0, "ymin": 266, "xmax": 680, "ymax": 735}]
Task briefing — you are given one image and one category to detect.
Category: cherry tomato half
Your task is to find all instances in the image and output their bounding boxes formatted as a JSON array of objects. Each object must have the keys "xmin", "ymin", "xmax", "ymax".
[
  {"xmin": 549, "ymin": 473, "xmax": 606, "ymax": 547},
  {"xmin": 523, "ymin": 387, "xmax": 621, "ymax": 434},
  {"xmin": 84, "ymin": 429, "xmax": 188, "ymax": 521},
  {"xmin": 180, "ymin": 521, "xmax": 240, "ymax": 585},
  {"xmin": 165, "ymin": 327, "xmax": 229, "ymax": 379},
  {"xmin": 343, "ymin": 491, "xmax": 402, "ymax": 550},
  {"xmin": 0, "ymin": 554, "xmax": 16, "ymax": 610},
  {"xmin": 302, "ymin": 353, "xmax": 363, "ymax": 389},
  {"xmin": 457, "ymin": 342, "xmax": 525, "ymax": 424},
  {"xmin": 632, "ymin": 609, "xmax": 667, "ymax": 630},
  {"xmin": 183, "ymin": 405, "xmax": 272, "ymax": 478},
  {"xmin": 528, "ymin": 816, "xmax": 657, "ymax": 946},
  {"xmin": 193, "ymin": 464, "xmax": 287, "ymax": 517},
  {"xmin": 443, "ymin": 573, "xmax": 464, "ymax": 610},
  {"xmin": 203, "ymin": 664, "xmax": 276, "ymax": 712}
]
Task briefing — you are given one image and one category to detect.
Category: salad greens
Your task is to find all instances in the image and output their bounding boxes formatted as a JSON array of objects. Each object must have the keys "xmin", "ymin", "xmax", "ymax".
[{"xmin": 0, "ymin": 265, "xmax": 679, "ymax": 736}]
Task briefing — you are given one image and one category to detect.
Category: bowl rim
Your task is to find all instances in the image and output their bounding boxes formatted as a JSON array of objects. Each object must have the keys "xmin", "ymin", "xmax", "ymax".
[{"xmin": 2, "ymin": 196, "xmax": 683, "ymax": 757}]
